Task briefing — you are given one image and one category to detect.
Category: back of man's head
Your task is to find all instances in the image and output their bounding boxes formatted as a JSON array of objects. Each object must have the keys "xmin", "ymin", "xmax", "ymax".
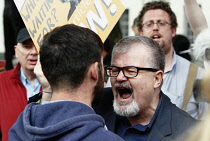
[{"xmin": 40, "ymin": 24, "xmax": 103, "ymax": 90}]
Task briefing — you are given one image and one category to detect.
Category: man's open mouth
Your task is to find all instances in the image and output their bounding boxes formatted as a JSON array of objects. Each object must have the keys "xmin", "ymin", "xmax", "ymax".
[
  {"xmin": 151, "ymin": 34, "xmax": 161, "ymax": 40},
  {"xmin": 29, "ymin": 59, "xmax": 38, "ymax": 65},
  {"xmin": 117, "ymin": 87, "xmax": 132, "ymax": 99},
  {"xmin": 30, "ymin": 59, "xmax": 37, "ymax": 62}
]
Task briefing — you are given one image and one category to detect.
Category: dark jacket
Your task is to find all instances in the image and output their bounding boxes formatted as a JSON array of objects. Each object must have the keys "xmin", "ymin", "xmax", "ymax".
[
  {"xmin": 8, "ymin": 101, "xmax": 123, "ymax": 141},
  {"xmin": 94, "ymin": 88, "xmax": 197, "ymax": 141}
]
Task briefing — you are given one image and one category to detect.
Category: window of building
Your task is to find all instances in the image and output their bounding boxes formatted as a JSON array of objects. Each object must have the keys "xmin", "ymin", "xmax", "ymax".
[{"xmin": 119, "ymin": 9, "xmax": 129, "ymax": 37}]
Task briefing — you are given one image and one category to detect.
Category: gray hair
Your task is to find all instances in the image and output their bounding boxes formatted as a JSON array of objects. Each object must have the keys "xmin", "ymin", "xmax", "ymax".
[{"xmin": 112, "ymin": 36, "xmax": 165, "ymax": 71}]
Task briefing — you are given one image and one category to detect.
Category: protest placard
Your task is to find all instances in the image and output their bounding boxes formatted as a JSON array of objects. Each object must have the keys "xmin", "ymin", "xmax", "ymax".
[{"xmin": 14, "ymin": 0, "xmax": 125, "ymax": 50}]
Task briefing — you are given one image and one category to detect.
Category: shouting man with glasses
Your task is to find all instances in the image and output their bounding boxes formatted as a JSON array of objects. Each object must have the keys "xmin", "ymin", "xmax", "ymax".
[
  {"xmin": 96, "ymin": 36, "xmax": 196, "ymax": 140},
  {"xmin": 107, "ymin": 1, "xmax": 208, "ymax": 120}
]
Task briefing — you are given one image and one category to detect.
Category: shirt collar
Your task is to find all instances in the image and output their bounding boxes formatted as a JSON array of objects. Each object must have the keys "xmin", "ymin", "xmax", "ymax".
[
  {"xmin": 118, "ymin": 94, "xmax": 163, "ymax": 132},
  {"xmin": 130, "ymin": 94, "xmax": 162, "ymax": 132},
  {"xmin": 147, "ymin": 93, "xmax": 162, "ymax": 129},
  {"xmin": 19, "ymin": 67, "xmax": 39, "ymax": 86},
  {"xmin": 20, "ymin": 67, "xmax": 27, "ymax": 85}
]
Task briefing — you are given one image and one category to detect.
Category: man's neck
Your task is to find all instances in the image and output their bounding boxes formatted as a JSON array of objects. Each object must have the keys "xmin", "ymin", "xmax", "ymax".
[
  {"xmin": 50, "ymin": 88, "xmax": 93, "ymax": 107},
  {"xmin": 127, "ymin": 92, "xmax": 160, "ymax": 126},
  {"xmin": 164, "ymin": 47, "xmax": 174, "ymax": 72},
  {"xmin": 21, "ymin": 68, "xmax": 37, "ymax": 85},
  {"xmin": 128, "ymin": 108, "xmax": 155, "ymax": 126}
]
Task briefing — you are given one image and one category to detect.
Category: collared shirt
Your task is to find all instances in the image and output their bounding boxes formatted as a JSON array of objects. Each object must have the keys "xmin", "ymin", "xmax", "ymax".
[
  {"xmin": 115, "ymin": 95, "xmax": 162, "ymax": 141},
  {"xmin": 20, "ymin": 67, "xmax": 41, "ymax": 100}
]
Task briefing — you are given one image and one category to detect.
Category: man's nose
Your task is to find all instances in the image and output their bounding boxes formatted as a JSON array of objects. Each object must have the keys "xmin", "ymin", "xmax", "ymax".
[
  {"xmin": 116, "ymin": 70, "xmax": 127, "ymax": 82},
  {"xmin": 152, "ymin": 23, "xmax": 159, "ymax": 30},
  {"xmin": 30, "ymin": 46, "xmax": 38, "ymax": 55}
]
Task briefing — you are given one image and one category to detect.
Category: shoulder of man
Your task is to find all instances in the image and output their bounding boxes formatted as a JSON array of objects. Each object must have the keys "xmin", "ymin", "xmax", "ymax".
[
  {"xmin": 160, "ymin": 93, "xmax": 197, "ymax": 128},
  {"xmin": 162, "ymin": 93, "xmax": 196, "ymax": 119},
  {"xmin": 148, "ymin": 93, "xmax": 197, "ymax": 140},
  {"xmin": 0, "ymin": 63, "xmax": 21, "ymax": 80}
]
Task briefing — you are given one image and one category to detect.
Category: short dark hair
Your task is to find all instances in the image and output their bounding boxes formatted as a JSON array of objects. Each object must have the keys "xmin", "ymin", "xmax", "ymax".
[
  {"xmin": 40, "ymin": 24, "xmax": 103, "ymax": 90},
  {"xmin": 137, "ymin": 1, "xmax": 178, "ymax": 30},
  {"xmin": 133, "ymin": 17, "xmax": 138, "ymax": 26},
  {"xmin": 112, "ymin": 36, "xmax": 165, "ymax": 72}
]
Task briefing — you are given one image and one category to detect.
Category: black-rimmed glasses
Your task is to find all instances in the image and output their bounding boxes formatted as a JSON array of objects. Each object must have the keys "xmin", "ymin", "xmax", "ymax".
[{"xmin": 106, "ymin": 66, "xmax": 159, "ymax": 78}]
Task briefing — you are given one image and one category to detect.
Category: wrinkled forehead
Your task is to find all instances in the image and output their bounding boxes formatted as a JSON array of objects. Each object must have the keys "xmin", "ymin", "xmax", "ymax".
[
  {"xmin": 112, "ymin": 43, "xmax": 152, "ymax": 66},
  {"xmin": 113, "ymin": 42, "xmax": 152, "ymax": 54}
]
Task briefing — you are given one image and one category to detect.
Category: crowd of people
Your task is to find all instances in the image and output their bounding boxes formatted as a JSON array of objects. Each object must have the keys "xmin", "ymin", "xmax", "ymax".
[{"xmin": 0, "ymin": 0, "xmax": 210, "ymax": 141}]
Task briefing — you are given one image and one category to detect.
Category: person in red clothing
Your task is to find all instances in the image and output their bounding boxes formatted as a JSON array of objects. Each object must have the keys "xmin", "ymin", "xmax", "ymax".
[{"xmin": 0, "ymin": 28, "xmax": 41, "ymax": 141}]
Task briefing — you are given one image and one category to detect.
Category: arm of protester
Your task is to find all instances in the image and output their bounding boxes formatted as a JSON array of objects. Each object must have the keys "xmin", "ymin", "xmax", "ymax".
[
  {"xmin": 184, "ymin": 0, "xmax": 208, "ymax": 36},
  {"xmin": 34, "ymin": 56, "xmax": 52, "ymax": 103}
]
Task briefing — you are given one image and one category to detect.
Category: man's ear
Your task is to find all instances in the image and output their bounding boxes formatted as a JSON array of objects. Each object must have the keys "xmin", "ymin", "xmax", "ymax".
[
  {"xmin": 14, "ymin": 45, "xmax": 18, "ymax": 58},
  {"xmin": 171, "ymin": 27, "xmax": 177, "ymax": 38},
  {"xmin": 139, "ymin": 29, "xmax": 143, "ymax": 36},
  {"xmin": 154, "ymin": 70, "xmax": 164, "ymax": 88},
  {"xmin": 89, "ymin": 62, "xmax": 99, "ymax": 81}
]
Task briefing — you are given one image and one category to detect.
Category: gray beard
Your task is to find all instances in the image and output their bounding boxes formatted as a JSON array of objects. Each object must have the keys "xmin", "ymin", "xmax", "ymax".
[{"xmin": 113, "ymin": 98, "xmax": 140, "ymax": 117}]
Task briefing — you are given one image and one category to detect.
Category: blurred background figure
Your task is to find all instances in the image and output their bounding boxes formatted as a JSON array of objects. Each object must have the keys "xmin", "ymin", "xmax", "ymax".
[
  {"xmin": 0, "ymin": 60, "xmax": 6, "ymax": 73},
  {"xmin": 181, "ymin": 0, "xmax": 210, "ymax": 140},
  {"xmin": 184, "ymin": 0, "xmax": 210, "ymax": 69},
  {"xmin": 103, "ymin": 39, "xmax": 115, "ymax": 67},
  {"xmin": 181, "ymin": 69, "xmax": 210, "ymax": 141},
  {"xmin": 173, "ymin": 34, "xmax": 192, "ymax": 61},
  {"xmin": 192, "ymin": 29, "xmax": 210, "ymax": 69},
  {"xmin": 103, "ymin": 39, "xmax": 115, "ymax": 84},
  {"xmin": 0, "ymin": 28, "xmax": 40, "ymax": 141},
  {"xmin": 131, "ymin": 17, "xmax": 139, "ymax": 36},
  {"xmin": 3, "ymin": 0, "xmax": 25, "ymax": 70}
]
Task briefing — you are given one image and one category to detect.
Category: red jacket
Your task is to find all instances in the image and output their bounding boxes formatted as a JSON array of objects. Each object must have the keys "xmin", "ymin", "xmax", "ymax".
[{"xmin": 0, "ymin": 63, "xmax": 35, "ymax": 141}]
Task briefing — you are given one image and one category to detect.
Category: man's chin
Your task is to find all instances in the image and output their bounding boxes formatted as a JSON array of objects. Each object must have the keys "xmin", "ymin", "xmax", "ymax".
[
  {"xmin": 113, "ymin": 99, "xmax": 140, "ymax": 117},
  {"xmin": 117, "ymin": 100, "xmax": 130, "ymax": 106},
  {"xmin": 155, "ymin": 40, "xmax": 163, "ymax": 47},
  {"xmin": 27, "ymin": 66, "xmax": 36, "ymax": 71},
  {"xmin": 151, "ymin": 38, "xmax": 163, "ymax": 46},
  {"xmin": 114, "ymin": 100, "xmax": 127, "ymax": 110}
]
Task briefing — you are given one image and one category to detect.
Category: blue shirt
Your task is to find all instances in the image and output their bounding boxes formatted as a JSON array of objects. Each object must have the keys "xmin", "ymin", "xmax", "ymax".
[
  {"xmin": 161, "ymin": 52, "xmax": 207, "ymax": 119},
  {"xmin": 20, "ymin": 68, "xmax": 41, "ymax": 99},
  {"xmin": 116, "ymin": 94, "xmax": 162, "ymax": 141}
]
